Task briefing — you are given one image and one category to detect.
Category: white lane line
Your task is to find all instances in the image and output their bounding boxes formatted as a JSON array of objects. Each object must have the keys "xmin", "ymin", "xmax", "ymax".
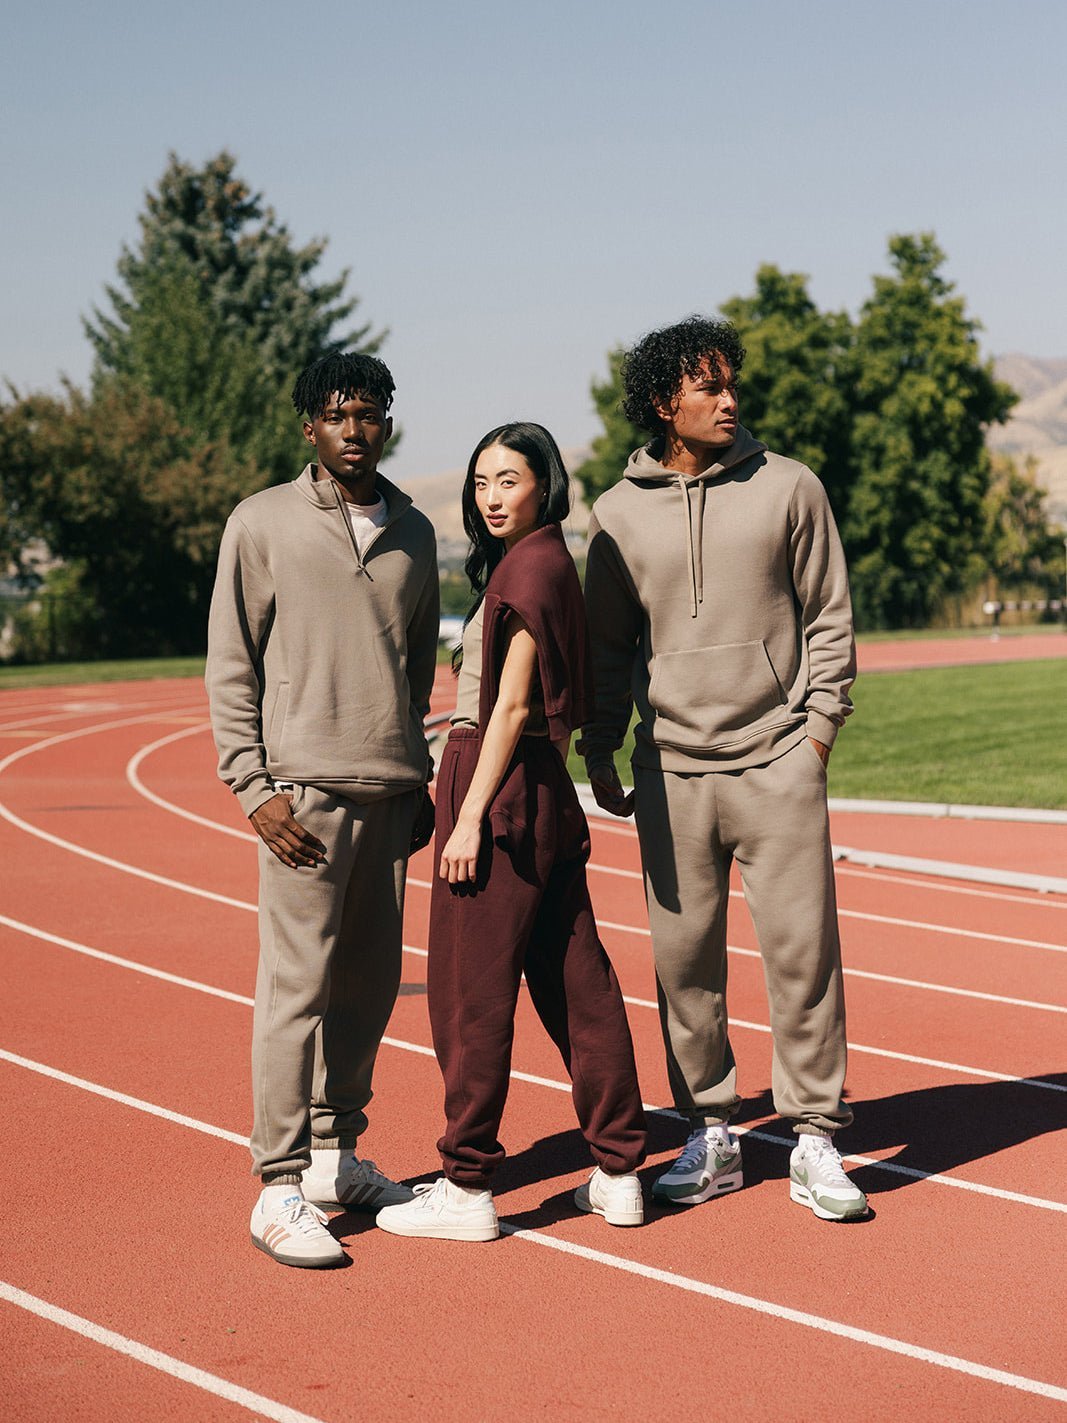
[
  {"xmin": 2, "ymin": 1053, "xmax": 1065, "ymax": 1405},
  {"xmin": 495, "ymin": 1229, "xmax": 1067, "ymax": 1406},
  {"xmin": 0, "ymin": 1049, "xmax": 248, "ymax": 1146},
  {"xmin": 127, "ymin": 723, "xmax": 257, "ymax": 841},
  {"xmin": 593, "ymin": 919, "xmax": 1067, "ymax": 1015},
  {"xmin": 3, "ymin": 916, "xmax": 1065, "ymax": 1215},
  {"xmin": 9, "ymin": 718, "xmax": 1065, "ymax": 1093},
  {"xmin": 832, "ymin": 864, "xmax": 1067, "ymax": 911},
  {"xmin": 0, "ymin": 1281, "xmax": 329, "ymax": 1423},
  {"xmin": 586, "ymin": 862, "xmax": 1067, "ymax": 953},
  {"xmin": 3, "ymin": 776, "xmax": 1063, "ymax": 1094}
]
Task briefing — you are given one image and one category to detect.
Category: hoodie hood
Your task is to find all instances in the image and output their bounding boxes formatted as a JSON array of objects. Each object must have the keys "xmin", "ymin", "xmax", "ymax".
[{"xmin": 624, "ymin": 427, "xmax": 767, "ymax": 616}]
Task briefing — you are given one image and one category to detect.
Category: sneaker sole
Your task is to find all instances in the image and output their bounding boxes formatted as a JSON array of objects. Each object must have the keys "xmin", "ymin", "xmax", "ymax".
[
  {"xmin": 250, "ymin": 1232, "xmax": 346, "ymax": 1268},
  {"xmin": 789, "ymin": 1179, "xmax": 869, "ymax": 1222},
  {"xmin": 374, "ymin": 1214, "xmax": 499, "ymax": 1242},
  {"xmin": 651, "ymin": 1168, "xmax": 743, "ymax": 1206},
  {"xmin": 574, "ymin": 1184, "xmax": 644, "ymax": 1227}
]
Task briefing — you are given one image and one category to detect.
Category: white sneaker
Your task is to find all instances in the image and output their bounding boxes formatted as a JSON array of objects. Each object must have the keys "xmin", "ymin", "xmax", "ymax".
[
  {"xmin": 250, "ymin": 1187, "xmax": 346, "ymax": 1268},
  {"xmin": 574, "ymin": 1167, "xmax": 644, "ymax": 1226},
  {"xmin": 302, "ymin": 1150, "xmax": 414, "ymax": 1210},
  {"xmin": 375, "ymin": 1177, "xmax": 499, "ymax": 1241},
  {"xmin": 789, "ymin": 1135, "xmax": 869, "ymax": 1221},
  {"xmin": 652, "ymin": 1126, "xmax": 743, "ymax": 1205}
]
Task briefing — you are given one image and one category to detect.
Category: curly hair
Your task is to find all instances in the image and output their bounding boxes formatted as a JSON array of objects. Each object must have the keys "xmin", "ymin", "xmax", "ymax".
[
  {"xmin": 291, "ymin": 351, "xmax": 395, "ymax": 419},
  {"xmin": 621, "ymin": 316, "xmax": 745, "ymax": 434}
]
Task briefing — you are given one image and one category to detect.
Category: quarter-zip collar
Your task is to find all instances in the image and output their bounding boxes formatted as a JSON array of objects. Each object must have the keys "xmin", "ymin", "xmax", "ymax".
[
  {"xmin": 294, "ymin": 462, "xmax": 414, "ymax": 575},
  {"xmin": 624, "ymin": 428, "xmax": 766, "ymax": 617}
]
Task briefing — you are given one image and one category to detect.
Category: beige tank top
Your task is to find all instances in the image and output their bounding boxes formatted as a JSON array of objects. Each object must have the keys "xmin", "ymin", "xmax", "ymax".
[{"xmin": 451, "ymin": 601, "xmax": 548, "ymax": 734}]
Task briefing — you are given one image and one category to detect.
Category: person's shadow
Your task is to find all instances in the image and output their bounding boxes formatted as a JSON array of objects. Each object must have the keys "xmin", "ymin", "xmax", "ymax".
[{"xmin": 491, "ymin": 1072, "xmax": 1066, "ymax": 1230}]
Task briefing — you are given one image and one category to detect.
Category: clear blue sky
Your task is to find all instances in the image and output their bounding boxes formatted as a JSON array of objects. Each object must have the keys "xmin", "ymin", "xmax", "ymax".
[{"xmin": 3, "ymin": 0, "xmax": 1064, "ymax": 480}]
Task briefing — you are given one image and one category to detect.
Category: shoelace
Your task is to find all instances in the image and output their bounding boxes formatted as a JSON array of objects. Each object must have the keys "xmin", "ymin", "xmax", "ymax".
[
  {"xmin": 354, "ymin": 1158, "xmax": 388, "ymax": 1185},
  {"xmin": 804, "ymin": 1140, "xmax": 851, "ymax": 1187},
  {"xmin": 278, "ymin": 1199, "xmax": 331, "ymax": 1236},
  {"xmin": 411, "ymin": 1179, "xmax": 449, "ymax": 1208},
  {"xmin": 674, "ymin": 1130, "xmax": 725, "ymax": 1172}
]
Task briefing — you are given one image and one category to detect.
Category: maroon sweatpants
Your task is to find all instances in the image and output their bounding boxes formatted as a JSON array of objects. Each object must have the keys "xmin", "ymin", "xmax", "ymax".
[{"xmin": 427, "ymin": 727, "xmax": 647, "ymax": 1187}]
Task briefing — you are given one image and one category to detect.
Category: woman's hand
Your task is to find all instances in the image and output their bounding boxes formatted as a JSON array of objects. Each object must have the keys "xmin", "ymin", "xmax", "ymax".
[{"xmin": 439, "ymin": 815, "xmax": 482, "ymax": 884}]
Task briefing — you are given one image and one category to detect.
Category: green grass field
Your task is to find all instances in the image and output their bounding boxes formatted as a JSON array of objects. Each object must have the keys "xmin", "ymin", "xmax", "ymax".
[
  {"xmin": 2, "ymin": 652, "xmax": 1063, "ymax": 809},
  {"xmin": 567, "ymin": 658, "xmax": 1066, "ymax": 810}
]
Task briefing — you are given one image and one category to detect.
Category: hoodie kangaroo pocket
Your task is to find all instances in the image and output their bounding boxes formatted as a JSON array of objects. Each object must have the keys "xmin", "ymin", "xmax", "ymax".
[
  {"xmin": 647, "ymin": 641, "xmax": 786, "ymax": 750},
  {"xmin": 264, "ymin": 681, "xmax": 290, "ymax": 763}
]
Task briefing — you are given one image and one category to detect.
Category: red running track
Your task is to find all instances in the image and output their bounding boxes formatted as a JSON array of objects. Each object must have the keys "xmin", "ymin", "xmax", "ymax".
[
  {"xmin": 1, "ymin": 678, "xmax": 1065, "ymax": 1422},
  {"xmin": 856, "ymin": 631, "xmax": 1067, "ymax": 672}
]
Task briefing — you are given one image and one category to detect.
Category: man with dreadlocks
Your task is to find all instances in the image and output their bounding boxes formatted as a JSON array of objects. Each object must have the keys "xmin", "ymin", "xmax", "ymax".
[
  {"xmin": 206, "ymin": 351, "xmax": 439, "ymax": 1267},
  {"xmin": 578, "ymin": 316, "xmax": 869, "ymax": 1222}
]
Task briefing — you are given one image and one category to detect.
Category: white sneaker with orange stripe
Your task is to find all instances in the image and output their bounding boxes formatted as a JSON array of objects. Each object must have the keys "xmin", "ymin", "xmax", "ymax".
[{"xmin": 250, "ymin": 1187, "xmax": 346, "ymax": 1268}]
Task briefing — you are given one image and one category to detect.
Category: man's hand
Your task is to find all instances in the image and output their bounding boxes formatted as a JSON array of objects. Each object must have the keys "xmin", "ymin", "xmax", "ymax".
[
  {"xmin": 410, "ymin": 787, "xmax": 435, "ymax": 854},
  {"xmin": 589, "ymin": 762, "xmax": 635, "ymax": 818},
  {"xmin": 808, "ymin": 736, "xmax": 831, "ymax": 767},
  {"xmin": 249, "ymin": 792, "xmax": 327, "ymax": 869}
]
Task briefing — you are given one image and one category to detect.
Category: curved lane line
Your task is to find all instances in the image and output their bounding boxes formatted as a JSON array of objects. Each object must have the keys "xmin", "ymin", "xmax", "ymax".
[
  {"xmin": 126, "ymin": 725, "xmax": 1067, "ymax": 957},
  {"xmin": 3, "ymin": 913, "xmax": 1066, "ymax": 1212},
  {"xmin": 3, "ymin": 717, "xmax": 1063, "ymax": 1092},
  {"xmin": 127, "ymin": 735, "xmax": 1067, "ymax": 1013},
  {"xmin": 2, "ymin": 1048, "xmax": 1066, "ymax": 1404}
]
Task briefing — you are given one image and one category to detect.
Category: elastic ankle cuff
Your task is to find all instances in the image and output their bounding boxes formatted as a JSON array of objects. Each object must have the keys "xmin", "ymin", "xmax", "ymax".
[{"xmin": 261, "ymin": 1173, "xmax": 303, "ymax": 1186}]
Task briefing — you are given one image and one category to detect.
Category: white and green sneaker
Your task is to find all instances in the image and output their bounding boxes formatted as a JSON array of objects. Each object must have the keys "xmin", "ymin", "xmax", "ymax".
[
  {"xmin": 789, "ymin": 1135, "xmax": 869, "ymax": 1221},
  {"xmin": 652, "ymin": 1126, "xmax": 743, "ymax": 1206}
]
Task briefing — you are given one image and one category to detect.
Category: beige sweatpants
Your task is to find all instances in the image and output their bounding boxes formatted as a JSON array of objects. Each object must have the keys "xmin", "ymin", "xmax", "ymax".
[
  {"xmin": 633, "ymin": 738, "xmax": 851, "ymax": 1134},
  {"xmin": 250, "ymin": 784, "xmax": 418, "ymax": 1182}
]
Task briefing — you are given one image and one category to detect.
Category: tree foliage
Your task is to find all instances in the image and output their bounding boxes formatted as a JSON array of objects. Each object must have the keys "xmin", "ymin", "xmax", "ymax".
[
  {"xmin": 86, "ymin": 151, "xmax": 377, "ymax": 390},
  {"xmin": 983, "ymin": 453, "xmax": 1065, "ymax": 597},
  {"xmin": 720, "ymin": 266, "xmax": 855, "ymax": 518},
  {"xmin": 574, "ymin": 348, "xmax": 646, "ymax": 503},
  {"xmin": 843, "ymin": 234, "xmax": 1016, "ymax": 626},
  {"xmin": 1, "ymin": 380, "xmax": 261, "ymax": 656},
  {"xmin": 3, "ymin": 151, "xmax": 385, "ymax": 660},
  {"xmin": 578, "ymin": 233, "xmax": 1038, "ymax": 629}
]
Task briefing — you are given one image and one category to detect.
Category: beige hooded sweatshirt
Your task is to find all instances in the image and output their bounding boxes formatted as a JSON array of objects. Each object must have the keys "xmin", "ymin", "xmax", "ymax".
[
  {"xmin": 578, "ymin": 429, "xmax": 855, "ymax": 775},
  {"xmin": 206, "ymin": 464, "xmax": 439, "ymax": 816}
]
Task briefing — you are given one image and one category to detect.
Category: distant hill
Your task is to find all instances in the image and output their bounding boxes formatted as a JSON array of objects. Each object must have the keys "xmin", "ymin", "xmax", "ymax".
[{"xmin": 990, "ymin": 354, "xmax": 1067, "ymax": 526}]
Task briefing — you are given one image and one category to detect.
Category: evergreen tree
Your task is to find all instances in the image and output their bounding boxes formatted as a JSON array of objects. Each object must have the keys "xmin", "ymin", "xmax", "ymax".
[
  {"xmin": 845, "ymin": 234, "xmax": 1016, "ymax": 627},
  {"xmin": 983, "ymin": 453, "xmax": 1065, "ymax": 599},
  {"xmin": 86, "ymin": 151, "xmax": 378, "ymax": 389}
]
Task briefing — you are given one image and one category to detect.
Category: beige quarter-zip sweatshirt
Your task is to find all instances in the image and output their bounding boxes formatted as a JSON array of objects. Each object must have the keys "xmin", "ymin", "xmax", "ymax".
[
  {"xmin": 206, "ymin": 464, "xmax": 439, "ymax": 816},
  {"xmin": 578, "ymin": 430, "xmax": 855, "ymax": 774}
]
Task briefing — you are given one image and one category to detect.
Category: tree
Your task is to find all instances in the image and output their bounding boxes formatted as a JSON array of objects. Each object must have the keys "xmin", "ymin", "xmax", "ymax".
[
  {"xmin": 721, "ymin": 266, "xmax": 855, "ymax": 518},
  {"xmin": 844, "ymin": 234, "xmax": 1016, "ymax": 627},
  {"xmin": 86, "ymin": 151, "xmax": 378, "ymax": 391},
  {"xmin": 1, "ymin": 380, "xmax": 262, "ymax": 657},
  {"xmin": 573, "ymin": 348, "xmax": 646, "ymax": 503},
  {"xmin": 983, "ymin": 453, "xmax": 1065, "ymax": 599}
]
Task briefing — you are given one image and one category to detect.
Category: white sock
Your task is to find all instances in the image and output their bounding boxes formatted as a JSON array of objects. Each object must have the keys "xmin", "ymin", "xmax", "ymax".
[
  {"xmin": 307, "ymin": 1147, "xmax": 355, "ymax": 1173},
  {"xmin": 259, "ymin": 1183, "xmax": 304, "ymax": 1208}
]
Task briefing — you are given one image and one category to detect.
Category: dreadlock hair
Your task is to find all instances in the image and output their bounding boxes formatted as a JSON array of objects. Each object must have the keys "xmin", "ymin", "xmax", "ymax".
[
  {"xmin": 291, "ymin": 350, "xmax": 396, "ymax": 419},
  {"xmin": 452, "ymin": 422, "xmax": 571, "ymax": 673},
  {"xmin": 621, "ymin": 316, "xmax": 745, "ymax": 435}
]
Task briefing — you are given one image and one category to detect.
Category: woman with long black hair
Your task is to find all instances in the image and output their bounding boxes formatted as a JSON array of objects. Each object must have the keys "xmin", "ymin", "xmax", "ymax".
[{"xmin": 377, "ymin": 423, "xmax": 646, "ymax": 1241}]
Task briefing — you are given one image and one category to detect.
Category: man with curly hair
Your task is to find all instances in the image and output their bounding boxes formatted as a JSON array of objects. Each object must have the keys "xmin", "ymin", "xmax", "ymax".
[
  {"xmin": 579, "ymin": 316, "xmax": 868, "ymax": 1221},
  {"xmin": 207, "ymin": 351, "xmax": 439, "ymax": 1265}
]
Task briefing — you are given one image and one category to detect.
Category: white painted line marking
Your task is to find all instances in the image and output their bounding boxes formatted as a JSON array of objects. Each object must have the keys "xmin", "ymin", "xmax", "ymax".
[
  {"xmin": 0, "ymin": 1049, "xmax": 248, "ymax": 1146},
  {"xmin": 832, "ymin": 864, "xmax": 1067, "ymax": 912},
  {"xmin": 2, "ymin": 919, "xmax": 1064, "ymax": 1214},
  {"xmin": 585, "ymin": 862, "xmax": 1067, "ymax": 952},
  {"xmin": 593, "ymin": 920, "xmax": 1067, "ymax": 1015},
  {"xmin": 496, "ymin": 1228, "xmax": 1067, "ymax": 1405},
  {"xmin": 0, "ymin": 1281, "xmax": 330, "ymax": 1423},
  {"xmin": 1, "ymin": 1055, "xmax": 1064, "ymax": 1405}
]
